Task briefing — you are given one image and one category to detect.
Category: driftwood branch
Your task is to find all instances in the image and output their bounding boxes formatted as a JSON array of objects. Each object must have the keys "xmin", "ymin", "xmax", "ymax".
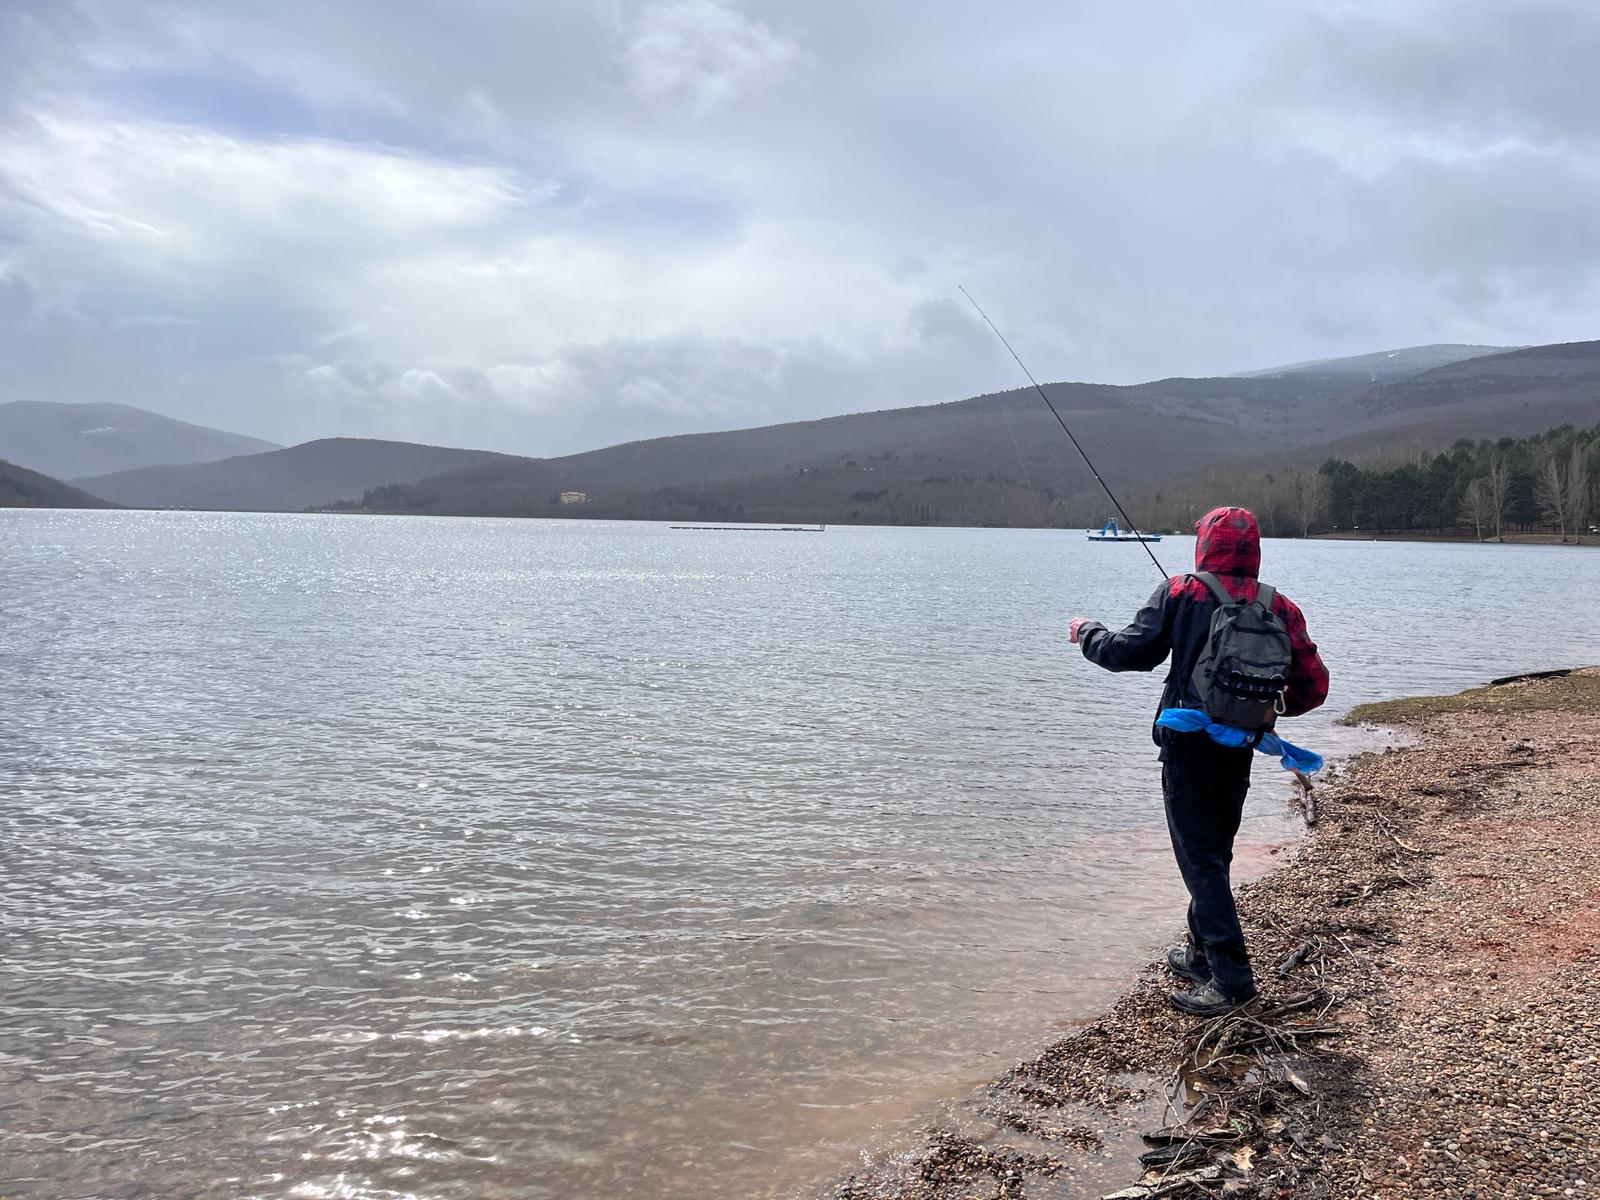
[{"xmin": 1489, "ymin": 668, "xmax": 1570, "ymax": 686}]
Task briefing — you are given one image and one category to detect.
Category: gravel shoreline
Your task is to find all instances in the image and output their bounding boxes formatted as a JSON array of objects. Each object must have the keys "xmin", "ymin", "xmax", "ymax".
[{"xmin": 829, "ymin": 668, "xmax": 1600, "ymax": 1200}]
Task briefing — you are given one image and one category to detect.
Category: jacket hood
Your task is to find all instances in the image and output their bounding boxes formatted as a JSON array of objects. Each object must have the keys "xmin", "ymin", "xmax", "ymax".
[{"xmin": 1194, "ymin": 506, "xmax": 1260, "ymax": 579}]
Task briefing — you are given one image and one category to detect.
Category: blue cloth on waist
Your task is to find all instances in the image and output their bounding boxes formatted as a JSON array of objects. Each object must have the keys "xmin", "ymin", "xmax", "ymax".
[{"xmin": 1155, "ymin": 707, "xmax": 1324, "ymax": 774}]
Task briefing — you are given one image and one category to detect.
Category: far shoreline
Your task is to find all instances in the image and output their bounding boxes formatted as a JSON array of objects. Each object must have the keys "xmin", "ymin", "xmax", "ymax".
[
  {"xmin": 1311, "ymin": 529, "xmax": 1600, "ymax": 547},
  {"xmin": 14, "ymin": 504, "xmax": 1600, "ymax": 548}
]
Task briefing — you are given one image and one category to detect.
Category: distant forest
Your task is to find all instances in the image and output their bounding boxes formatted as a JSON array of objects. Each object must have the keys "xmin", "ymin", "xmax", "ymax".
[
  {"xmin": 340, "ymin": 446, "xmax": 1117, "ymax": 529},
  {"xmin": 1138, "ymin": 421, "xmax": 1600, "ymax": 540}
]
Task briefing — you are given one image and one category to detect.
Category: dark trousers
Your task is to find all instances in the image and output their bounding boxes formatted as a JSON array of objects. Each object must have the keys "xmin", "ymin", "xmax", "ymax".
[{"xmin": 1161, "ymin": 733, "xmax": 1256, "ymax": 1000}]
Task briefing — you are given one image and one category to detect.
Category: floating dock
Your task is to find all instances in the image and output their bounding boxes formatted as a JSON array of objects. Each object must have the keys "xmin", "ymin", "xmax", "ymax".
[
  {"xmin": 671, "ymin": 524, "xmax": 826, "ymax": 532},
  {"xmin": 1085, "ymin": 517, "xmax": 1162, "ymax": 543}
]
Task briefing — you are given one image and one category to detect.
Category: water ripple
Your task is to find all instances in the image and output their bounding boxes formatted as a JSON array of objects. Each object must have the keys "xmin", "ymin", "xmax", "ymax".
[{"xmin": 4, "ymin": 512, "xmax": 1598, "ymax": 1199}]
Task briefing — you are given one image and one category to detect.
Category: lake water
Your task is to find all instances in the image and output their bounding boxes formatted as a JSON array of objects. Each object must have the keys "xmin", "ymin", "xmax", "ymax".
[{"xmin": 4, "ymin": 511, "xmax": 1598, "ymax": 1200}]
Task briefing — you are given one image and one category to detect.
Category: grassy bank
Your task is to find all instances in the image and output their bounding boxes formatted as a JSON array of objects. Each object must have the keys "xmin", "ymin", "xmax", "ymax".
[
  {"xmin": 831, "ymin": 668, "xmax": 1600, "ymax": 1199},
  {"xmin": 1346, "ymin": 667, "xmax": 1600, "ymax": 725}
]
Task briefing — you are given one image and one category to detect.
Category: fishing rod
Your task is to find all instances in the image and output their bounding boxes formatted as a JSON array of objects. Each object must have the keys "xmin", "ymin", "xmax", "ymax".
[{"xmin": 959, "ymin": 286, "xmax": 1169, "ymax": 580}]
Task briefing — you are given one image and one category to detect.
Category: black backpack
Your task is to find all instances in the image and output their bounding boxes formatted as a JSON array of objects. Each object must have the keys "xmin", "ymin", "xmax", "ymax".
[{"xmin": 1189, "ymin": 571, "xmax": 1294, "ymax": 732}]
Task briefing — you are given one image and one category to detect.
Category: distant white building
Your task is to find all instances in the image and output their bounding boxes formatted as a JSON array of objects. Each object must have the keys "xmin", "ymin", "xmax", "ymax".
[{"xmin": 559, "ymin": 491, "xmax": 588, "ymax": 505}]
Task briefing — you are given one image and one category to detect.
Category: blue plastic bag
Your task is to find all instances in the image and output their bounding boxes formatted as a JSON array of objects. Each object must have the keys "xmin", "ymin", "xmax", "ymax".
[{"xmin": 1155, "ymin": 707, "xmax": 1324, "ymax": 774}]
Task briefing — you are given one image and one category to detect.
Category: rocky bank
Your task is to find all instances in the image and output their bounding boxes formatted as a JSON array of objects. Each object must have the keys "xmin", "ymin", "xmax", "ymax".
[{"xmin": 829, "ymin": 667, "xmax": 1600, "ymax": 1200}]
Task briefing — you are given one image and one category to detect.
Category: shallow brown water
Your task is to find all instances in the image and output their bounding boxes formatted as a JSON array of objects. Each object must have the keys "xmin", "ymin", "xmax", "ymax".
[{"xmin": 3, "ymin": 512, "xmax": 1597, "ymax": 1199}]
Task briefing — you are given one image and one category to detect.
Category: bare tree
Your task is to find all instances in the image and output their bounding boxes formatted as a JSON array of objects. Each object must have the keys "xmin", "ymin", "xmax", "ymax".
[
  {"xmin": 1289, "ymin": 468, "xmax": 1325, "ymax": 537},
  {"xmin": 1464, "ymin": 477, "xmax": 1489, "ymax": 541},
  {"xmin": 1537, "ymin": 452, "xmax": 1570, "ymax": 541},
  {"xmin": 1260, "ymin": 472, "xmax": 1280, "ymax": 536},
  {"xmin": 1485, "ymin": 449, "xmax": 1510, "ymax": 542},
  {"xmin": 1570, "ymin": 442, "xmax": 1593, "ymax": 536}
]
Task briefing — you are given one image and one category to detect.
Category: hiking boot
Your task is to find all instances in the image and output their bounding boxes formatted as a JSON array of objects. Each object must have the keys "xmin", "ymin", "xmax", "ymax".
[
  {"xmin": 1170, "ymin": 980, "xmax": 1256, "ymax": 1017},
  {"xmin": 1166, "ymin": 945, "xmax": 1210, "ymax": 987}
]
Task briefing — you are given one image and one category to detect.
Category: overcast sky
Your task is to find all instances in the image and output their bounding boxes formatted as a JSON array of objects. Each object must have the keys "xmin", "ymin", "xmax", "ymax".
[{"xmin": 2, "ymin": 1, "xmax": 1597, "ymax": 455}]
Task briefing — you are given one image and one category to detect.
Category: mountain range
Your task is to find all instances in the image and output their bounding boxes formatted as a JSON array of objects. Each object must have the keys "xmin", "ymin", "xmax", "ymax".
[
  {"xmin": 0, "ymin": 401, "xmax": 279, "ymax": 479},
  {"xmin": 4, "ymin": 339, "xmax": 1598, "ymax": 523},
  {"xmin": 77, "ymin": 438, "xmax": 516, "ymax": 513}
]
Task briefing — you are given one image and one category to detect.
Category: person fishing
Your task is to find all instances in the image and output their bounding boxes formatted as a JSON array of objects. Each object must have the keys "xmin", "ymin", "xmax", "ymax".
[{"xmin": 1068, "ymin": 506, "xmax": 1329, "ymax": 1016}]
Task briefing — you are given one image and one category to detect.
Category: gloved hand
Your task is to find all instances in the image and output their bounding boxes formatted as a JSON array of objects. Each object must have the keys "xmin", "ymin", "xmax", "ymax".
[{"xmin": 1068, "ymin": 617, "xmax": 1090, "ymax": 644}]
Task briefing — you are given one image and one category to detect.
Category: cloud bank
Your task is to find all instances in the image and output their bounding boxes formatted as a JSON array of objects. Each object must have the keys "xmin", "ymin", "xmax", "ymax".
[{"xmin": 2, "ymin": 0, "xmax": 1597, "ymax": 454}]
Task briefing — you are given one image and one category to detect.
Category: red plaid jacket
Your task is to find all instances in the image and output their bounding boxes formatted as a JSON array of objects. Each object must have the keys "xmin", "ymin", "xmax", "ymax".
[{"xmin": 1079, "ymin": 506, "xmax": 1329, "ymax": 733}]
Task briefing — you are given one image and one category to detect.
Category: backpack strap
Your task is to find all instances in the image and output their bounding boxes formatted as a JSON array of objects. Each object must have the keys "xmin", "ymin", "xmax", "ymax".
[
  {"xmin": 1192, "ymin": 571, "xmax": 1234, "ymax": 606},
  {"xmin": 1195, "ymin": 570, "xmax": 1279, "ymax": 610}
]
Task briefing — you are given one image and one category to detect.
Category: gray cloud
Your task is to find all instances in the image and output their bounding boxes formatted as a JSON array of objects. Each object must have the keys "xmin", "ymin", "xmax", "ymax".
[
  {"xmin": 1, "ymin": 1, "xmax": 1597, "ymax": 454},
  {"xmin": 0, "ymin": 267, "xmax": 41, "ymax": 322},
  {"xmin": 621, "ymin": 0, "xmax": 801, "ymax": 114},
  {"xmin": 907, "ymin": 299, "xmax": 994, "ymax": 357},
  {"xmin": 0, "ymin": 2, "xmax": 92, "ymax": 113},
  {"xmin": 1280, "ymin": 2, "xmax": 1600, "ymax": 147}
]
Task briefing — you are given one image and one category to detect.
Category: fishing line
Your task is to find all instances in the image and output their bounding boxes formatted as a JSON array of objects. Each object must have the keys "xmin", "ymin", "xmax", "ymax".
[
  {"xmin": 959, "ymin": 286, "xmax": 1169, "ymax": 580},
  {"xmin": 995, "ymin": 395, "xmax": 1038, "ymax": 495}
]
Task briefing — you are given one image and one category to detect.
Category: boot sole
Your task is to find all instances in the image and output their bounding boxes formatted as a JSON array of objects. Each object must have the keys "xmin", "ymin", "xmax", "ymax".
[{"xmin": 1169, "ymin": 992, "xmax": 1258, "ymax": 1017}]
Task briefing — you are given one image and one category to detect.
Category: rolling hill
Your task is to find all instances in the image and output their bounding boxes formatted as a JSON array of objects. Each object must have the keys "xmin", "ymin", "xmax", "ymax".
[
  {"xmin": 1230, "ymin": 343, "xmax": 1506, "ymax": 382},
  {"xmin": 0, "ymin": 459, "xmax": 118, "ymax": 508},
  {"xmin": 0, "ymin": 401, "xmax": 280, "ymax": 479},
  {"xmin": 342, "ymin": 385, "xmax": 1283, "ymax": 526},
  {"xmin": 75, "ymin": 438, "xmax": 519, "ymax": 512},
  {"xmin": 1285, "ymin": 340, "xmax": 1600, "ymax": 457},
  {"xmin": 65, "ymin": 339, "xmax": 1600, "ymax": 526},
  {"xmin": 340, "ymin": 340, "xmax": 1600, "ymax": 526}
]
